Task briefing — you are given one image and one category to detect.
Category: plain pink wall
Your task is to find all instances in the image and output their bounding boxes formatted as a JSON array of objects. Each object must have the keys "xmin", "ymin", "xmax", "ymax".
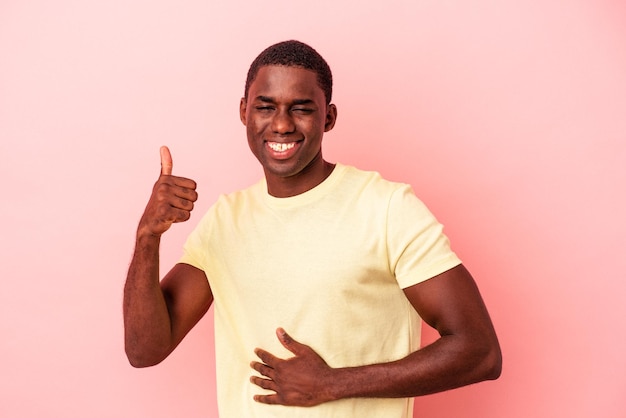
[{"xmin": 1, "ymin": 1, "xmax": 625, "ymax": 417}]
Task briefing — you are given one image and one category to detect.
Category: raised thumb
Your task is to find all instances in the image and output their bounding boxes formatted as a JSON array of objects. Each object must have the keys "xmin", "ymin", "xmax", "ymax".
[{"xmin": 160, "ymin": 146, "xmax": 173, "ymax": 176}]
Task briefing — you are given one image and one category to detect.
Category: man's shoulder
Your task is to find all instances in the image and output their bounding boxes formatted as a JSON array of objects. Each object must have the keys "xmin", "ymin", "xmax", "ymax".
[
  {"xmin": 204, "ymin": 179, "xmax": 265, "ymax": 215},
  {"xmin": 339, "ymin": 163, "xmax": 411, "ymax": 196}
]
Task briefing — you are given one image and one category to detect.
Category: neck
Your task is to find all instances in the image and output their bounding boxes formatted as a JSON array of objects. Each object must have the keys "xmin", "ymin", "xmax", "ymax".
[{"xmin": 266, "ymin": 160, "xmax": 336, "ymax": 198}]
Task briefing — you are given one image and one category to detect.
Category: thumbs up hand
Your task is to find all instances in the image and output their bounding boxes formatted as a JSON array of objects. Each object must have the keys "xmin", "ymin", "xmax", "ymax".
[{"xmin": 138, "ymin": 146, "xmax": 198, "ymax": 237}]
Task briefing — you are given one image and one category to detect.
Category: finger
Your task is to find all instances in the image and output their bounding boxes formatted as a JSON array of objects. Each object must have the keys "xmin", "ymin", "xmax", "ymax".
[
  {"xmin": 155, "ymin": 202, "xmax": 191, "ymax": 224},
  {"xmin": 172, "ymin": 208, "xmax": 192, "ymax": 223},
  {"xmin": 167, "ymin": 195, "xmax": 195, "ymax": 212},
  {"xmin": 171, "ymin": 184, "xmax": 198, "ymax": 202},
  {"xmin": 250, "ymin": 375, "xmax": 277, "ymax": 392},
  {"xmin": 172, "ymin": 178, "xmax": 198, "ymax": 196},
  {"xmin": 152, "ymin": 182, "xmax": 197, "ymax": 209},
  {"xmin": 250, "ymin": 360, "xmax": 274, "ymax": 379},
  {"xmin": 253, "ymin": 393, "xmax": 283, "ymax": 405},
  {"xmin": 254, "ymin": 348, "xmax": 280, "ymax": 366},
  {"xmin": 160, "ymin": 145, "xmax": 173, "ymax": 176},
  {"xmin": 276, "ymin": 328, "xmax": 306, "ymax": 355}
]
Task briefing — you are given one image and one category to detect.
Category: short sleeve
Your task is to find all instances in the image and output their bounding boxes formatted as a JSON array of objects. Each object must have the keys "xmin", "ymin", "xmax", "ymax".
[
  {"xmin": 386, "ymin": 185, "xmax": 462, "ymax": 289},
  {"xmin": 178, "ymin": 205, "xmax": 216, "ymax": 274}
]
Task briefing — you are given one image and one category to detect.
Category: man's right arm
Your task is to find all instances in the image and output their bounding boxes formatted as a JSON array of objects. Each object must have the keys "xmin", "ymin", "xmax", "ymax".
[{"xmin": 123, "ymin": 146, "xmax": 213, "ymax": 368}]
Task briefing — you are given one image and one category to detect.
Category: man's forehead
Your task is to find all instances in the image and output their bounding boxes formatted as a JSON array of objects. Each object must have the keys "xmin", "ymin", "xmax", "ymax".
[{"xmin": 249, "ymin": 65, "xmax": 322, "ymax": 96}]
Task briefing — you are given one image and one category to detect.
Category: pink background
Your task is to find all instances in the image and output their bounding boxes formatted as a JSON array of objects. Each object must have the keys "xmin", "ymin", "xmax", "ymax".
[{"xmin": 1, "ymin": 1, "xmax": 625, "ymax": 417}]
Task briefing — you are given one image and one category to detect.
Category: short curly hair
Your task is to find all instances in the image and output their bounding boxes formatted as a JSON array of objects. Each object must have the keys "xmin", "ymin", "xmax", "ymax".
[{"xmin": 244, "ymin": 40, "xmax": 333, "ymax": 104}]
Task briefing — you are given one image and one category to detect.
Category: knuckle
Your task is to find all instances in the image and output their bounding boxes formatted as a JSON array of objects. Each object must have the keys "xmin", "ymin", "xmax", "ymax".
[
  {"xmin": 180, "ymin": 210, "xmax": 191, "ymax": 221},
  {"xmin": 179, "ymin": 198, "xmax": 192, "ymax": 209},
  {"xmin": 154, "ymin": 179, "xmax": 170, "ymax": 191},
  {"xmin": 154, "ymin": 185, "xmax": 171, "ymax": 200},
  {"xmin": 156, "ymin": 205, "xmax": 170, "ymax": 218}
]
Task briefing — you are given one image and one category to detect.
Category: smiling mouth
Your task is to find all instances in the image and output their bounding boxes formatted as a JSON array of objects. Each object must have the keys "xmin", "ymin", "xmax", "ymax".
[{"xmin": 267, "ymin": 142, "xmax": 297, "ymax": 152}]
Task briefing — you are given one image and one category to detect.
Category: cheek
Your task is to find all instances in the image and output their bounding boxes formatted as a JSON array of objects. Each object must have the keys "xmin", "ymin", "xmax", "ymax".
[
  {"xmin": 304, "ymin": 119, "xmax": 324, "ymax": 138},
  {"xmin": 247, "ymin": 117, "xmax": 268, "ymax": 135},
  {"xmin": 246, "ymin": 120, "xmax": 260, "ymax": 138}
]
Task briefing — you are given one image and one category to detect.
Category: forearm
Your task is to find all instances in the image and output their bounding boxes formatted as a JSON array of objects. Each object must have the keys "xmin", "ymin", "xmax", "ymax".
[
  {"xmin": 123, "ymin": 232, "xmax": 173, "ymax": 367},
  {"xmin": 329, "ymin": 333, "xmax": 502, "ymax": 400}
]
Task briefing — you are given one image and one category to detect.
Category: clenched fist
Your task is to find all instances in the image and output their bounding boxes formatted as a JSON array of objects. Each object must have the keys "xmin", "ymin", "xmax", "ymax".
[{"xmin": 138, "ymin": 146, "xmax": 198, "ymax": 237}]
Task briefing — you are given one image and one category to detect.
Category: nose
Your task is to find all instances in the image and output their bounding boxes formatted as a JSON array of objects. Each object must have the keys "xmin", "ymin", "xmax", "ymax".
[{"xmin": 271, "ymin": 109, "xmax": 295, "ymax": 134}]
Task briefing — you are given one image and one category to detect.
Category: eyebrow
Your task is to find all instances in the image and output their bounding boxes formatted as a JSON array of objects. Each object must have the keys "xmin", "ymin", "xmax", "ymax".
[{"xmin": 256, "ymin": 96, "xmax": 314, "ymax": 106}]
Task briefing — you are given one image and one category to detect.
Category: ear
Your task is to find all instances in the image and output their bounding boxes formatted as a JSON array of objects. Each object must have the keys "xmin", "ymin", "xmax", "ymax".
[
  {"xmin": 239, "ymin": 97, "xmax": 247, "ymax": 125},
  {"xmin": 324, "ymin": 103, "xmax": 337, "ymax": 132}
]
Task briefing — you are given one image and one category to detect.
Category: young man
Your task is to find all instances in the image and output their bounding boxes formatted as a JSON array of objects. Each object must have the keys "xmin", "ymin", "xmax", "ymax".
[{"xmin": 124, "ymin": 40, "xmax": 501, "ymax": 417}]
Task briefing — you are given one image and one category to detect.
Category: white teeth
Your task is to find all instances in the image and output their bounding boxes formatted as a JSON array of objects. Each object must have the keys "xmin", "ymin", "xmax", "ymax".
[{"xmin": 268, "ymin": 142, "xmax": 296, "ymax": 152}]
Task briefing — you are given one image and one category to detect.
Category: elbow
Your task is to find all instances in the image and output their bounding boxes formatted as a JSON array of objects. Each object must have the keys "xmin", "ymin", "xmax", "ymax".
[
  {"xmin": 127, "ymin": 355, "xmax": 161, "ymax": 369},
  {"xmin": 125, "ymin": 344, "xmax": 169, "ymax": 368},
  {"xmin": 124, "ymin": 329, "xmax": 174, "ymax": 368},
  {"xmin": 479, "ymin": 340, "xmax": 502, "ymax": 381},
  {"xmin": 460, "ymin": 333, "xmax": 502, "ymax": 383},
  {"xmin": 484, "ymin": 352, "xmax": 502, "ymax": 381}
]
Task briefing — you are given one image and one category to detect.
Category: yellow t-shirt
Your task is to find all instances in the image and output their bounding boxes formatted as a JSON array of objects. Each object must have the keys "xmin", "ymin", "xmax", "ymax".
[{"xmin": 180, "ymin": 163, "xmax": 461, "ymax": 417}]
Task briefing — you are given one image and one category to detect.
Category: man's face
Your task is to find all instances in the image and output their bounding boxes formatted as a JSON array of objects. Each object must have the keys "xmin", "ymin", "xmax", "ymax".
[{"xmin": 240, "ymin": 65, "xmax": 336, "ymax": 197}]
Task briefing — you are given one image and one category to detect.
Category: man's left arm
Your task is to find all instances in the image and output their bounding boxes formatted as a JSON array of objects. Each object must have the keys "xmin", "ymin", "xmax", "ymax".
[{"xmin": 250, "ymin": 264, "xmax": 502, "ymax": 406}]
